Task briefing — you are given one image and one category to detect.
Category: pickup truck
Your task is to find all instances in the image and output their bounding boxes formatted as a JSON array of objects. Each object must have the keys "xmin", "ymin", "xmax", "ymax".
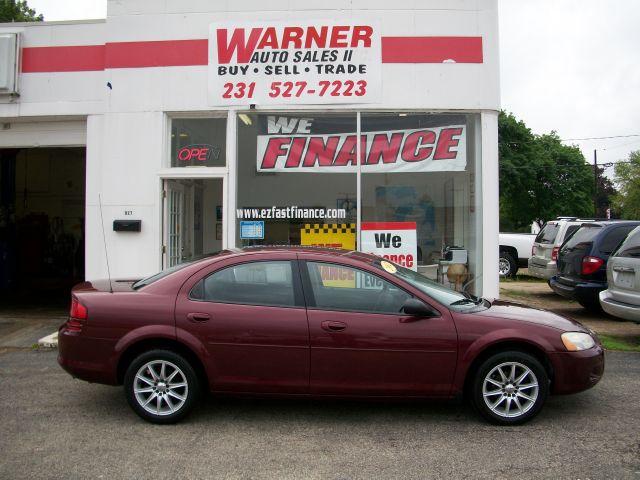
[{"xmin": 499, "ymin": 233, "xmax": 536, "ymax": 277}]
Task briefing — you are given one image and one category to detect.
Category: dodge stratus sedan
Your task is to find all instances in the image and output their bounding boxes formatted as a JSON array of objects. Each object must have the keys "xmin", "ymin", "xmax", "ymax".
[{"xmin": 58, "ymin": 247, "xmax": 604, "ymax": 425}]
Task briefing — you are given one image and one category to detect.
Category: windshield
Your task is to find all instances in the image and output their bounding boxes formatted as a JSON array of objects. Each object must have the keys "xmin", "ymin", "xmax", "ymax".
[{"xmin": 373, "ymin": 260, "xmax": 487, "ymax": 312}]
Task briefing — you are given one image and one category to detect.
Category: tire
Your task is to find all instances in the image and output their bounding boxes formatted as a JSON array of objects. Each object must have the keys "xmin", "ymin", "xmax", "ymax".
[
  {"xmin": 124, "ymin": 349, "xmax": 199, "ymax": 424},
  {"xmin": 499, "ymin": 251, "xmax": 518, "ymax": 277},
  {"xmin": 471, "ymin": 351, "xmax": 549, "ymax": 425},
  {"xmin": 578, "ymin": 297, "xmax": 604, "ymax": 312}
]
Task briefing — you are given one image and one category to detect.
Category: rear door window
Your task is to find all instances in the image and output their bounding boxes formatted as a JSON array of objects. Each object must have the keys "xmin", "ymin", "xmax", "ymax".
[{"xmin": 562, "ymin": 225, "xmax": 601, "ymax": 251}]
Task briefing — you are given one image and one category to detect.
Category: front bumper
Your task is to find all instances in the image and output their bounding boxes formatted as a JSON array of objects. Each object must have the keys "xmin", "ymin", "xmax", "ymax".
[{"xmin": 548, "ymin": 345, "xmax": 605, "ymax": 394}]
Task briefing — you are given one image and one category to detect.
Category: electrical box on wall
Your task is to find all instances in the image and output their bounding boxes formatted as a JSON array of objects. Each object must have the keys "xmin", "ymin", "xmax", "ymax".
[
  {"xmin": 113, "ymin": 220, "xmax": 142, "ymax": 232},
  {"xmin": 0, "ymin": 33, "xmax": 19, "ymax": 96}
]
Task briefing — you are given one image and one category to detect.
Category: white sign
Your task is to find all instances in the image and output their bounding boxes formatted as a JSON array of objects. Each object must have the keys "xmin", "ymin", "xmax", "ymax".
[
  {"xmin": 208, "ymin": 21, "xmax": 381, "ymax": 106},
  {"xmin": 361, "ymin": 222, "xmax": 418, "ymax": 271},
  {"xmin": 256, "ymin": 119, "xmax": 467, "ymax": 173}
]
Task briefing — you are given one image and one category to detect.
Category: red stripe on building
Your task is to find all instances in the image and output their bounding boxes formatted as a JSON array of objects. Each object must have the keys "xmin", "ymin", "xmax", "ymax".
[
  {"xmin": 22, "ymin": 45, "xmax": 105, "ymax": 72},
  {"xmin": 361, "ymin": 222, "xmax": 417, "ymax": 230},
  {"xmin": 381, "ymin": 37, "xmax": 483, "ymax": 63},
  {"xmin": 21, "ymin": 36, "xmax": 483, "ymax": 73},
  {"xmin": 105, "ymin": 39, "xmax": 208, "ymax": 68}
]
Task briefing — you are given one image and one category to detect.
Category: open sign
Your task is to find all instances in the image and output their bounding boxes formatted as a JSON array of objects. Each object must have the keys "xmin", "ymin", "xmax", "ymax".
[{"xmin": 177, "ymin": 144, "xmax": 220, "ymax": 162}]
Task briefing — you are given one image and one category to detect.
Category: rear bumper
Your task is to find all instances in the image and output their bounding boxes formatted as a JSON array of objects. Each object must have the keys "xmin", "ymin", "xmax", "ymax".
[
  {"xmin": 528, "ymin": 259, "xmax": 557, "ymax": 280},
  {"xmin": 599, "ymin": 290, "xmax": 640, "ymax": 322},
  {"xmin": 57, "ymin": 325, "xmax": 119, "ymax": 385},
  {"xmin": 549, "ymin": 277, "xmax": 606, "ymax": 304},
  {"xmin": 548, "ymin": 346, "xmax": 605, "ymax": 394}
]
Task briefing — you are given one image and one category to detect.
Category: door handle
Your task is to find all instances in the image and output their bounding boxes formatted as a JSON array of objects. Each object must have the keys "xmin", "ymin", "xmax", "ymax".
[
  {"xmin": 613, "ymin": 266, "xmax": 634, "ymax": 273},
  {"xmin": 187, "ymin": 312, "xmax": 211, "ymax": 322},
  {"xmin": 321, "ymin": 321, "xmax": 347, "ymax": 332}
]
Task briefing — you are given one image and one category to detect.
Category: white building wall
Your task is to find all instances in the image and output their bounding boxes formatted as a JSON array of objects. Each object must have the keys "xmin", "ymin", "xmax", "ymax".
[{"xmin": 0, "ymin": 0, "xmax": 501, "ymax": 292}]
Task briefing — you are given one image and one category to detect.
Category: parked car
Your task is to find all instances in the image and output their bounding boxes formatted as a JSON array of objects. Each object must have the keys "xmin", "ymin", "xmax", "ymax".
[
  {"xmin": 599, "ymin": 225, "xmax": 640, "ymax": 322},
  {"xmin": 59, "ymin": 247, "xmax": 604, "ymax": 426},
  {"xmin": 549, "ymin": 221, "xmax": 640, "ymax": 310},
  {"xmin": 528, "ymin": 218, "xmax": 597, "ymax": 281},
  {"xmin": 499, "ymin": 232, "xmax": 536, "ymax": 277}
]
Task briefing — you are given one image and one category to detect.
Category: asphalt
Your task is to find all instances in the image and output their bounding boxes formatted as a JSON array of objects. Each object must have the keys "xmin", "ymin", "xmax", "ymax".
[{"xmin": 0, "ymin": 280, "xmax": 638, "ymax": 350}]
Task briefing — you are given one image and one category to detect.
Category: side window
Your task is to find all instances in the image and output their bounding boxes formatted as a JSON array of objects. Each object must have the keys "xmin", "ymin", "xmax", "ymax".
[
  {"xmin": 306, "ymin": 262, "xmax": 411, "ymax": 314},
  {"xmin": 614, "ymin": 228, "xmax": 640, "ymax": 258},
  {"xmin": 600, "ymin": 227, "xmax": 635, "ymax": 255},
  {"xmin": 192, "ymin": 261, "xmax": 296, "ymax": 307}
]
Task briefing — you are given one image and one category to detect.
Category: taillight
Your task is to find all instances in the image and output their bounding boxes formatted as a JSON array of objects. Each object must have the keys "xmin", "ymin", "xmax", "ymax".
[
  {"xmin": 551, "ymin": 246, "xmax": 560, "ymax": 261},
  {"xmin": 581, "ymin": 256, "xmax": 604, "ymax": 275},
  {"xmin": 67, "ymin": 297, "xmax": 88, "ymax": 333}
]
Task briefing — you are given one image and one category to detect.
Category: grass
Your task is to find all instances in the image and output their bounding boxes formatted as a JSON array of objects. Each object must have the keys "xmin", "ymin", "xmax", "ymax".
[
  {"xmin": 500, "ymin": 273, "xmax": 546, "ymax": 283},
  {"xmin": 598, "ymin": 334, "xmax": 640, "ymax": 352}
]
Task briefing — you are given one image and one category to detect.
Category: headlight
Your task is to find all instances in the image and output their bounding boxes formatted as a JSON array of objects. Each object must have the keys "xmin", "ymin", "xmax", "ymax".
[{"xmin": 561, "ymin": 332, "xmax": 596, "ymax": 351}]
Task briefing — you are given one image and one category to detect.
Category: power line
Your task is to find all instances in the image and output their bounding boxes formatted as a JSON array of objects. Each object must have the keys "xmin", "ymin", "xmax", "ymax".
[{"xmin": 561, "ymin": 134, "xmax": 640, "ymax": 141}]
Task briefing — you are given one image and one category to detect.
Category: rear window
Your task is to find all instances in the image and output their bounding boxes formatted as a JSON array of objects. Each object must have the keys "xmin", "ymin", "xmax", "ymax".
[
  {"xmin": 535, "ymin": 223, "xmax": 560, "ymax": 244},
  {"xmin": 562, "ymin": 225, "xmax": 601, "ymax": 250},
  {"xmin": 615, "ymin": 226, "xmax": 640, "ymax": 258}
]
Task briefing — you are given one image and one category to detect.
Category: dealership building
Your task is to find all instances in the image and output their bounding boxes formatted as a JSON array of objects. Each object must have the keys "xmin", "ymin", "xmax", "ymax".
[{"xmin": 0, "ymin": 0, "xmax": 500, "ymax": 298}]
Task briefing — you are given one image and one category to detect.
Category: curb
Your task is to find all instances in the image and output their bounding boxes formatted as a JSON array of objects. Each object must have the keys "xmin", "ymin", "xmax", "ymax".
[{"xmin": 38, "ymin": 332, "xmax": 58, "ymax": 349}]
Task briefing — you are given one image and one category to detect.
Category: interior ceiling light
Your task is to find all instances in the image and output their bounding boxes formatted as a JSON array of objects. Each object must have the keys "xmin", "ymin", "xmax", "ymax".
[{"xmin": 238, "ymin": 114, "xmax": 253, "ymax": 126}]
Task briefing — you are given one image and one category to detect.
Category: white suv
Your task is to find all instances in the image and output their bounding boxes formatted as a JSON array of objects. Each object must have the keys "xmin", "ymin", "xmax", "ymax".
[{"xmin": 528, "ymin": 218, "xmax": 597, "ymax": 280}]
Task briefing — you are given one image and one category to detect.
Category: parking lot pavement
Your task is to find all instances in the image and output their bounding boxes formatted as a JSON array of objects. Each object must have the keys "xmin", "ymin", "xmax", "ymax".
[
  {"xmin": 0, "ymin": 348, "xmax": 639, "ymax": 480},
  {"xmin": 0, "ymin": 307, "xmax": 66, "ymax": 350}
]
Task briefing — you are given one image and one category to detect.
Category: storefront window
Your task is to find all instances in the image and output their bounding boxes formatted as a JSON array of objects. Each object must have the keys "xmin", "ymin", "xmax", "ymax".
[
  {"xmin": 360, "ymin": 113, "xmax": 480, "ymax": 287},
  {"xmin": 236, "ymin": 112, "xmax": 356, "ymax": 247},
  {"xmin": 170, "ymin": 118, "xmax": 226, "ymax": 167},
  {"xmin": 235, "ymin": 111, "xmax": 481, "ymax": 293}
]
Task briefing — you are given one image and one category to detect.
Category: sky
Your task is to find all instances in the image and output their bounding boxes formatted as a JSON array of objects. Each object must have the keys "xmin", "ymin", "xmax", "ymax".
[{"xmin": 25, "ymin": 0, "xmax": 640, "ymax": 179}]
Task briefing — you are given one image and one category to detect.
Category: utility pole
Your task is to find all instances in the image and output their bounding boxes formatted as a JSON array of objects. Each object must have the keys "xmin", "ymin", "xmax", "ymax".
[{"xmin": 593, "ymin": 149, "xmax": 598, "ymax": 217}]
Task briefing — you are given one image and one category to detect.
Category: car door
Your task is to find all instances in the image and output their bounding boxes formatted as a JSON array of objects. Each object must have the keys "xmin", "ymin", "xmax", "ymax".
[
  {"xmin": 175, "ymin": 256, "xmax": 309, "ymax": 394},
  {"xmin": 301, "ymin": 260, "xmax": 458, "ymax": 397}
]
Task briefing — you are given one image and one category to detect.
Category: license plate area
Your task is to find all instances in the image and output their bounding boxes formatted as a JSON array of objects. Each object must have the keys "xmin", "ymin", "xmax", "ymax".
[{"xmin": 614, "ymin": 270, "xmax": 635, "ymax": 289}]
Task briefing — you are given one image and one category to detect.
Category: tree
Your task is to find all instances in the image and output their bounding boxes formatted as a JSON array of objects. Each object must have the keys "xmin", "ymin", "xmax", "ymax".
[
  {"xmin": 499, "ymin": 112, "xmax": 594, "ymax": 231},
  {"xmin": 0, "ymin": 0, "xmax": 43, "ymax": 22},
  {"xmin": 594, "ymin": 165, "xmax": 617, "ymax": 218},
  {"xmin": 612, "ymin": 150, "xmax": 640, "ymax": 219}
]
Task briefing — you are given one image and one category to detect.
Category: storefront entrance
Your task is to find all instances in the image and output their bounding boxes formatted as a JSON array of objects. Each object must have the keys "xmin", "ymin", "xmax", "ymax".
[{"xmin": 163, "ymin": 178, "xmax": 223, "ymax": 268}]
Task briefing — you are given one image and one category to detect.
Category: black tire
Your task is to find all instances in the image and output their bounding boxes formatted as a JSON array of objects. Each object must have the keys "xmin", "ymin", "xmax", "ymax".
[
  {"xmin": 471, "ymin": 351, "xmax": 549, "ymax": 425},
  {"xmin": 124, "ymin": 349, "xmax": 199, "ymax": 424},
  {"xmin": 578, "ymin": 296, "xmax": 604, "ymax": 312},
  {"xmin": 499, "ymin": 251, "xmax": 518, "ymax": 277}
]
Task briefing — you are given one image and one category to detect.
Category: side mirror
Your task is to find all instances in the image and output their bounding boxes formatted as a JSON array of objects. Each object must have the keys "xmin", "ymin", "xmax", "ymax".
[{"xmin": 401, "ymin": 298, "xmax": 440, "ymax": 318}]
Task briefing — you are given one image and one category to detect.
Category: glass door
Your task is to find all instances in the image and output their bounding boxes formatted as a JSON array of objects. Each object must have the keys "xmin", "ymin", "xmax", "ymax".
[{"xmin": 163, "ymin": 178, "xmax": 224, "ymax": 268}]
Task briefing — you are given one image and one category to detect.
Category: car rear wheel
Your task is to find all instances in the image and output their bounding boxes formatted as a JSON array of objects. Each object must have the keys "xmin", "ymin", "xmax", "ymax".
[
  {"xmin": 124, "ymin": 350, "xmax": 199, "ymax": 424},
  {"xmin": 499, "ymin": 251, "xmax": 518, "ymax": 277},
  {"xmin": 471, "ymin": 351, "xmax": 549, "ymax": 425}
]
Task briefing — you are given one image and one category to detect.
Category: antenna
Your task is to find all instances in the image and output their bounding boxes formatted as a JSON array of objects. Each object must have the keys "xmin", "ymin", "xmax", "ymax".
[{"xmin": 98, "ymin": 194, "xmax": 114, "ymax": 293}]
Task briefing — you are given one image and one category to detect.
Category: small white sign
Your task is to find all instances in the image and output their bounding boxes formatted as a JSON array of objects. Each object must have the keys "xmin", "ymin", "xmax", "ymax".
[
  {"xmin": 361, "ymin": 222, "xmax": 418, "ymax": 271},
  {"xmin": 208, "ymin": 20, "xmax": 381, "ymax": 106}
]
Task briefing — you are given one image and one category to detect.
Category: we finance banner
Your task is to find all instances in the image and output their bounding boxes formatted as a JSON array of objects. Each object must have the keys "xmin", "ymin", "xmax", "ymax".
[
  {"xmin": 256, "ymin": 115, "xmax": 467, "ymax": 173},
  {"xmin": 208, "ymin": 21, "xmax": 381, "ymax": 106}
]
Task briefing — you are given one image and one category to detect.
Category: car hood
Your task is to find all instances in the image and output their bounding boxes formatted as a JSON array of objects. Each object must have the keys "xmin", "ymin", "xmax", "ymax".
[{"xmin": 473, "ymin": 298, "xmax": 590, "ymax": 333}]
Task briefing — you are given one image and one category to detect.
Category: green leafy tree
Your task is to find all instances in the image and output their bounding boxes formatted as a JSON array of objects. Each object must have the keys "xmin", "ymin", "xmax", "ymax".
[
  {"xmin": 0, "ymin": 0, "xmax": 43, "ymax": 22},
  {"xmin": 499, "ymin": 112, "xmax": 594, "ymax": 231},
  {"xmin": 594, "ymin": 165, "xmax": 617, "ymax": 218},
  {"xmin": 612, "ymin": 150, "xmax": 640, "ymax": 219}
]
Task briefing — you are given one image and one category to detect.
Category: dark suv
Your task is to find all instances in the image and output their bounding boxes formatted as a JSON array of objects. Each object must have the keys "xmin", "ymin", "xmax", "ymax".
[{"xmin": 550, "ymin": 221, "xmax": 640, "ymax": 310}]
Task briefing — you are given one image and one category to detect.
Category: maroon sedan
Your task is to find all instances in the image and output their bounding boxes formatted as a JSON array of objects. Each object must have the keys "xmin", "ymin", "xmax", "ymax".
[{"xmin": 58, "ymin": 247, "xmax": 604, "ymax": 425}]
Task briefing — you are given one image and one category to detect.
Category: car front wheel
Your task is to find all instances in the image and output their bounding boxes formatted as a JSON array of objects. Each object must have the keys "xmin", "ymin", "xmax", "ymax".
[
  {"xmin": 499, "ymin": 251, "xmax": 518, "ymax": 277},
  {"xmin": 124, "ymin": 349, "xmax": 199, "ymax": 424},
  {"xmin": 471, "ymin": 351, "xmax": 549, "ymax": 425}
]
